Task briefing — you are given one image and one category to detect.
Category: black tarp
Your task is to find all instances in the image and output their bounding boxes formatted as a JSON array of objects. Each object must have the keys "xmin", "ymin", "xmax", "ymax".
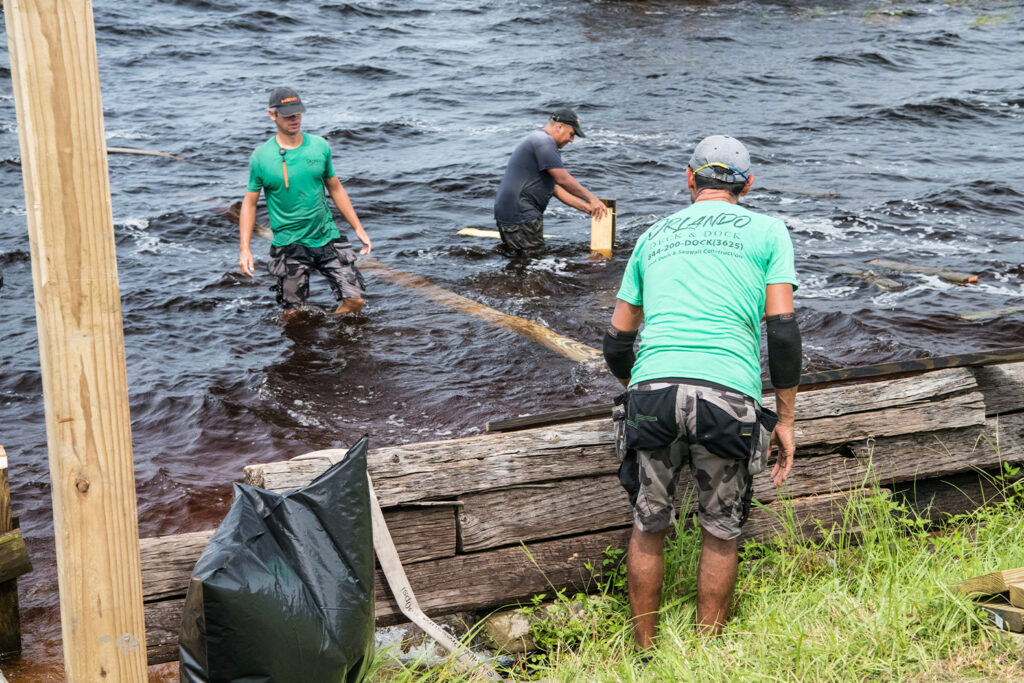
[{"xmin": 178, "ymin": 437, "xmax": 375, "ymax": 682}]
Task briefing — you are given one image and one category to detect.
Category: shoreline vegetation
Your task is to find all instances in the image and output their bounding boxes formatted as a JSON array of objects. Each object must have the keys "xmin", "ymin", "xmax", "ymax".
[{"xmin": 372, "ymin": 456, "xmax": 1024, "ymax": 682}]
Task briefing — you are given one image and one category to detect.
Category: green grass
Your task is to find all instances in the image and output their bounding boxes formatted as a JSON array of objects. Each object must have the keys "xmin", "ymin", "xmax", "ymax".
[{"xmin": 370, "ymin": 464, "xmax": 1024, "ymax": 682}]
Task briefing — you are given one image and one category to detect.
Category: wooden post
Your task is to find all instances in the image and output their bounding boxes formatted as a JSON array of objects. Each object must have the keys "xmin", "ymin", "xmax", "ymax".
[
  {"xmin": 4, "ymin": 1, "xmax": 149, "ymax": 679},
  {"xmin": 0, "ymin": 448, "xmax": 21, "ymax": 660},
  {"xmin": 590, "ymin": 199, "xmax": 616, "ymax": 258}
]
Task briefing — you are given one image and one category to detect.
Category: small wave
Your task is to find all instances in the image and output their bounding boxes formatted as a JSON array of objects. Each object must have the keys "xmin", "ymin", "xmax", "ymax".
[
  {"xmin": 811, "ymin": 52, "xmax": 901, "ymax": 68},
  {"xmin": 316, "ymin": 3, "xmax": 387, "ymax": 18},
  {"xmin": 222, "ymin": 9, "xmax": 302, "ymax": 31},
  {"xmin": 320, "ymin": 63, "xmax": 400, "ymax": 80}
]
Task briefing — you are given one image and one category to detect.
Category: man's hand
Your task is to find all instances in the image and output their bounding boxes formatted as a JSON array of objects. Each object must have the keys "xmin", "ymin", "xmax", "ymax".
[
  {"xmin": 769, "ymin": 421, "xmax": 795, "ymax": 486},
  {"xmin": 588, "ymin": 198, "xmax": 609, "ymax": 220},
  {"xmin": 358, "ymin": 235, "xmax": 372, "ymax": 255},
  {"xmin": 239, "ymin": 247, "xmax": 255, "ymax": 278}
]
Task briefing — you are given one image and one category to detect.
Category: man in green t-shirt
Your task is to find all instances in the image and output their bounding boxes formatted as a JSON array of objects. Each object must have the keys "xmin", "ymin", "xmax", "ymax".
[
  {"xmin": 602, "ymin": 135, "xmax": 802, "ymax": 649},
  {"xmin": 239, "ymin": 87, "xmax": 372, "ymax": 317}
]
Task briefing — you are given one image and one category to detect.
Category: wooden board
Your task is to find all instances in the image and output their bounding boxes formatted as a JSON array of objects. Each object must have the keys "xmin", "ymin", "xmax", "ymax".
[
  {"xmin": 1010, "ymin": 584, "xmax": 1024, "ymax": 610},
  {"xmin": 248, "ymin": 373, "xmax": 989, "ymax": 501},
  {"xmin": 458, "ymin": 227, "xmax": 559, "ymax": 239},
  {"xmin": 959, "ymin": 568, "xmax": 1024, "ymax": 597},
  {"xmin": 973, "ymin": 362, "xmax": 1024, "ymax": 416},
  {"xmin": 832, "ymin": 264, "xmax": 903, "ymax": 291},
  {"xmin": 977, "ymin": 599, "xmax": 1024, "ymax": 633},
  {"xmin": 489, "ymin": 350, "xmax": 1024, "ymax": 432},
  {"xmin": 139, "ymin": 506, "xmax": 457, "ymax": 602},
  {"xmin": 458, "ymin": 476, "xmax": 630, "ymax": 552},
  {"xmin": 958, "ymin": 305, "xmax": 1024, "ymax": 321},
  {"xmin": 866, "ymin": 258, "xmax": 977, "ymax": 284},
  {"xmin": 247, "ymin": 421, "xmax": 620, "ymax": 503},
  {"xmin": 7, "ymin": 2, "xmax": 149, "ymax": 677},
  {"xmin": 590, "ymin": 199, "xmax": 616, "ymax": 258}
]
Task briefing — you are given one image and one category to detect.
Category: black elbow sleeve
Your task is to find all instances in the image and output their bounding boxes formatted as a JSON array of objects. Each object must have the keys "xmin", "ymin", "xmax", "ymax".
[
  {"xmin": 602, "ymin": 327, "xmax": 637, "ymax": 380},
  {"xmin": 766, "ymin": 313, "xmax": 802, "ymax": 389}
]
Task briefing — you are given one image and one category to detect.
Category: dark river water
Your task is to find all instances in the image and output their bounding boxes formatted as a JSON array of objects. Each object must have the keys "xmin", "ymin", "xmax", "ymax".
[{"xmin": 1, "ymin": 0, "xmax": 1023, "ymax": 677}]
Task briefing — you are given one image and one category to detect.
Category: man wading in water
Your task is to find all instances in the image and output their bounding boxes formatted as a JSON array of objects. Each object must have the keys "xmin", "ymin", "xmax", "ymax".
[
  {"xmin": 603, "ymin": 135, "xmax": 801, "ymax": 650},
  {"xmin": 493, "ymin": 108, "xmax": 607, "ymax": 254},
  {"xmin": 238, "ymin": 87, "xmax": 372, "ymax": 318}
]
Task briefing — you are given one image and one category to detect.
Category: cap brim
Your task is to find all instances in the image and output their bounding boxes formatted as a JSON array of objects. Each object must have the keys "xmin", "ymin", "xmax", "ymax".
[
  {"xmin": 573, "ymin": 125, "xmax": 585, "ymax": 138},
  {"xmin": 275, "ymin": 103, "xmax": 306, "ymax": 116}
]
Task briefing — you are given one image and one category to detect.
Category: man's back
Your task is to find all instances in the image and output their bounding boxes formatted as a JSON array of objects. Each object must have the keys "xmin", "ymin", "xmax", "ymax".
[
  {"xmin": 493, "ymin": 129, "xmax": 562, "ymax": 224},
  {"xmin": 616, "ymin": 200, "xmax": 796, "ymax": 400}
]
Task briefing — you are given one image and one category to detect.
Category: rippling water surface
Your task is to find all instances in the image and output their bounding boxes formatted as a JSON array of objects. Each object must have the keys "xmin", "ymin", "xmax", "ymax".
[{"xmin": 1, "ymin": 0, "xmax": 1023, "ymax": 676}]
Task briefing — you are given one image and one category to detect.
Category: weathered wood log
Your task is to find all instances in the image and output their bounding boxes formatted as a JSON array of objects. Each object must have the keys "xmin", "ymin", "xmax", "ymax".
[
  {"xmin": 0, "ymin": 533, "xmax": 31, "ymax": 586},
  {"xmin": 248, "ymin": 369, "xmax": 989, "ymax": 501},
  {"xmin": 973, "ymin": 362, "xmax": 1024, "ymax": 416},
  {"xmin": 893, "ymin": 466, "xmax": 1021, "ymax": 523},
  {"xmin": 456, "ymin": 415, "xmax": 1021, "ymax": 553},
  {"xmin": 0, "ymin": 452, "xmax": 22, "ymax": 660},
  {"xmin": 248, "ymin": 422, "xmax": 620, "ymax": 504},
  {"xmin": 458, "ymin": 477, "xmax": 629, "ymax": 553},
  {"xmin": 139, "ymin": 505, "xmax": 456, "ymax": 602},
  {"xmin": 143, "ymin": 599, "xmax": 182, "ymax": 666},
  {"xmin": 487, "ymin": 348, "xmax": 1024, "ymax": 432}
]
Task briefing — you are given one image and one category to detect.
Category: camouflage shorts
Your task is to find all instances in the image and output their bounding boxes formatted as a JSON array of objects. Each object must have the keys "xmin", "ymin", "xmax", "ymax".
[
  {"xmin": 266, "ymin": 238, "xmax": 366, "ymax": 310},
  {"xmin": 496, "ymin": 216, "xmax": 545, "ymax": 253},
  {"xmin": 613, "ymin": 381, "xmax": 778, "ymax": 539}
]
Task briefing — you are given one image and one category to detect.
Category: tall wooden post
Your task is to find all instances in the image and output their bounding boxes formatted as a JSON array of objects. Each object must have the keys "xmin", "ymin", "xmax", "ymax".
[{"xmin": 4, "ymin": 1, "xmax": 149, "ymax": 679}]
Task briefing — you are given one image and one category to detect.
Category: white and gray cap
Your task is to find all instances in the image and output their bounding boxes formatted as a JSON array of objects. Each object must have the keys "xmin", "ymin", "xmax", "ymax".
[{"xmin": 688, "ymin": 135, "xmax": 750, "ymax": 184}]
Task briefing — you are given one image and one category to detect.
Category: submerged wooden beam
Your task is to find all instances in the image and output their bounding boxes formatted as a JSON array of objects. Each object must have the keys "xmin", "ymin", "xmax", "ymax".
[
  {"xmin": 832, "ymin": 264, "xmax": 903, "ymax": 291},
  {"xmin": 457, "ymin": 227, "xmax": 559, "ymax": 239},
  {"xmin": 359, "ymin": 258, "xmax": 601, "ymax": 363},
  {"xmin": 866, "ymin": 258, "xmax": 978, "ymax": 284},
  {"xmin": 106, "ymin": 146, "xmax": 184, "ymax": 162},
  {"xmin": 958, "ymin": 305, "xmax": 1024, "ymax": 321},
  {"xmin": 5, "ymin": 0, "xmax": 149, "ymax": 677}
]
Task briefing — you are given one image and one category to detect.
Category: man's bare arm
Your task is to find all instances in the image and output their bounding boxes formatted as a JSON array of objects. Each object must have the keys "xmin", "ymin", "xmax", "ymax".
[
  {"xmin": 547, "ymin": 168, "xmax": 607, "ymax": 219},
  {"xmin": 764, "ymin": 282, "xmax": 800, "ymax": 486},
  {"xmin": 325, "ymin": 176, "xmax": 371, "ymax": 255},
  {"xmin": 238, "ymin": 190, "xmax": 260, "ymax": 278}
]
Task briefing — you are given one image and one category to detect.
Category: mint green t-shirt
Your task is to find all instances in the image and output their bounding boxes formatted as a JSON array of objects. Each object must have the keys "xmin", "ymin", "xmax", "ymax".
[
  {"xmin": 246, "ymin": 134, "xmax": 341, "ymax": 248},
  {"xmin": 616, "ymin": 201, "xmax": 798, "ymax": 402}
]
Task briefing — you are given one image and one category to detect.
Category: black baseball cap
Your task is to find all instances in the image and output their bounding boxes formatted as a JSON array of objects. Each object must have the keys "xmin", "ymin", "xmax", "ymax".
[
  {"xmin": 268, "ymin": 87, "xmax": 306, "ymax": 116},
  {"xmin": 551, "ymin": 108, "xmax": 585, "ymax": 138}
]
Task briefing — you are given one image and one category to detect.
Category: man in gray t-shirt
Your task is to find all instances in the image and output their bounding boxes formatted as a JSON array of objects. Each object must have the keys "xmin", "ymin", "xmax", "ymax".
[{"xmin": 494, "ymin": 108, "xmax": 607, "ymax": 253}]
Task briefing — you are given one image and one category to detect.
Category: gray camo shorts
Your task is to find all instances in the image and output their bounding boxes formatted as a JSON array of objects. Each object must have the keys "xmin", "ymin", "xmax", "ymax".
[
  {"xmin": 266, "ymin": 238, "xmax": 366, "ymax": 310},
  {"xmin": 613, "ymin": 380, "xmax": 778, "ymax": 540},
  {"xmin": 496, "ymin": 216, "xmax": 545, "ymax": 253}
]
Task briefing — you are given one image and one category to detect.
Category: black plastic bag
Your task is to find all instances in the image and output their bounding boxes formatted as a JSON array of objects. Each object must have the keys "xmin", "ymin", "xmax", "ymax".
[{"xmin": 178, "ymin": 437, "xmax": 375, "ymax": 682}]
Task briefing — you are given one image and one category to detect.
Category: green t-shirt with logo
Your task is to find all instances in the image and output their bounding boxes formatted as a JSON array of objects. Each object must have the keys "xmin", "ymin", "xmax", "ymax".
[
  {"xmin": 616, "ymin": 200, "xmax": 798, "ymax": 402},
  {"xmin": 246, "ymin": 133, "xmax": 341, "ymax": 248}
]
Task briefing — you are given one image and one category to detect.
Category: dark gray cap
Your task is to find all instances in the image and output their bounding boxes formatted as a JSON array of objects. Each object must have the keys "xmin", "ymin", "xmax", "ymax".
[
  {"xmin": 268, "ymin": 87, "xmax": 306, "ymax": 116},
  {"xmin": 551, "ymin": 108, "xmax": 586, "ymax": 138},
  {"xmin": 688, "ymin": 135, "xmax": 750, "ymax": 183}
]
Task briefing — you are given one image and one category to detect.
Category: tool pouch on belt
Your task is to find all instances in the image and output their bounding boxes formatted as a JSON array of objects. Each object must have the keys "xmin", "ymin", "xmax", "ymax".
[
  {"xmin": 624, "ymin": 385, "xmax": 680, "ymax": 451},
  {"xmin": 611, "ymin": 392, "xmax": 630, "ymax": 461},
  {"xmin": 695, "ymin": 391, "xmax": 779, "ymax": 476}
]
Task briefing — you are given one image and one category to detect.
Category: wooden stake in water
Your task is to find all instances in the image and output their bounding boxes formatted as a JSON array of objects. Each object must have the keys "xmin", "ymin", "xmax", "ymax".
[
  {"xmin": 5, "ymin": 0, "xmax": 149, "ymax": 678},
  {"xmin": 590, "ymin": 199, "xmax": 616, "ymax": 258}
]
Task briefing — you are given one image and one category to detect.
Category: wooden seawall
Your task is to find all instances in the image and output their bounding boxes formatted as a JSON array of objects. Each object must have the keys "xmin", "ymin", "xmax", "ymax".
[{"xmin": 140, "ymin": 360, "xmax": 1024, "ymax": 664}]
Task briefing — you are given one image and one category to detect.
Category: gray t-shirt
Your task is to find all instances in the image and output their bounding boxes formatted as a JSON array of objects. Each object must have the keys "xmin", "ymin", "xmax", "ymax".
[{"xmin": 494, "ymin": 130, "xmax": 564, "ymax": 224}]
